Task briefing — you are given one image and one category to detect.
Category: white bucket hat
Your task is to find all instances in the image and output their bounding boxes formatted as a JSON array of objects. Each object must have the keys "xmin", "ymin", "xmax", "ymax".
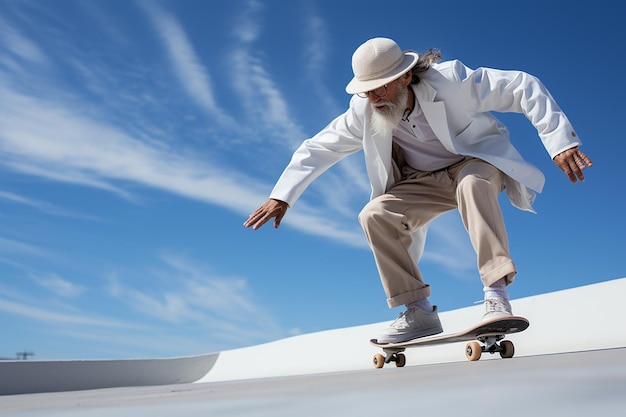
[{"xmin": 345, "ymin": 37, "xmax": 419, "ymax": 95}]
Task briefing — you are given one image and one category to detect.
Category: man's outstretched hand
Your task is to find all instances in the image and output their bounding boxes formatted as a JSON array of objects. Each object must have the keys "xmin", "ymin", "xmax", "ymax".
[
  {"xmin": 243, "ymin": 199, "xmax": 289, "ymax": 230},
  {"xmin": 553, "ymin": 147, "xmax": 593, "ymax": 183}
]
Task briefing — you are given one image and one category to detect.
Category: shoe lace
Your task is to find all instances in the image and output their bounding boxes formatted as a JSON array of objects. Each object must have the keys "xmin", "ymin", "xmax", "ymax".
[
  {"xmin": 484, "ymin": 298, "xmax": 508, "ymax": 313},
  {"xmin": 390, "ymin": 306, "xmax": 417, "ymax": 329},
  {"xmin": 484, "ymin": 299, "xmax": 498, "ymax": 313}
]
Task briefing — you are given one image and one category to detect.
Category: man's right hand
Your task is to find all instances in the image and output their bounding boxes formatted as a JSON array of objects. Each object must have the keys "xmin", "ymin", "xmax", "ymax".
[{"xmin": 243, "ymin": 199, "xmax": 289, "ymax": 230}]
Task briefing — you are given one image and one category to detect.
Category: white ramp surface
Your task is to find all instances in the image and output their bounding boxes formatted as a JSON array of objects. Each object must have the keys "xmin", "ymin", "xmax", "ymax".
[
  {"xmin": 201, "ymin": 277, "xmax": 626, "ymax": 381},
  {"xmin": 2, "ymin": 349, "xmax": 625, "ymax": 416},
  {"xmin": 1, "ymin": 278, "xmax": 625, "ymax": 416},
  {"xmin": 0, "ymin": 354, "xmax": 220, "ymax": 396}
]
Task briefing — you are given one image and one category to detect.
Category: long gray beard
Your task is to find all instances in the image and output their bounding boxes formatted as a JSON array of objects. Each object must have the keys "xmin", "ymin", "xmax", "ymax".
[{"xmin": 369, "ymin": 85, "xmax": 409, "ymax": 137}]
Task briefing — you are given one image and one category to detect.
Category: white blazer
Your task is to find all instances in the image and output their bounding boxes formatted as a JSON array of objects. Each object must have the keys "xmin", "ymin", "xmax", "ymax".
[{"xmin": 270, "ymin": 60, "xmax": 581, "ymax": 260}]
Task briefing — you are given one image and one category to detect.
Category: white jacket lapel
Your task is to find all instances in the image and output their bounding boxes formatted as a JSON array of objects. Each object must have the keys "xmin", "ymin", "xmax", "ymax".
[{"xmin": 413, "ymin": 83, "xmax": 456, "ymax": 154}]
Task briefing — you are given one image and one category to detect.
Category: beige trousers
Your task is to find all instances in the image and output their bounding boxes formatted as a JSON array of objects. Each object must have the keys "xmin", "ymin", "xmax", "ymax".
[{"xmin": 358, "ymin": 157, "xmax": 517, "ymax": 308}]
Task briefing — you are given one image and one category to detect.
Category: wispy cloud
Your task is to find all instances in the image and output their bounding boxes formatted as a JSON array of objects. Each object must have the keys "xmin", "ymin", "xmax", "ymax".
[
  {"xmin": 300, "ymin": 9, "xmax": 343, "ymax": 118},
  {"xmin": 1, "ymin": 163, "xmax": 137, "ymax": 202},
  {"xmin": 0, "ymin": 237, "xmax": 51, "ymax": 258},
  {"xmin": 0, "ymin": 81, "xmax": 373, "ymax": 247},
  {"xmin": 229, "ymin": 48, "xmax": 307, "ymax": 146},
  {"xmin": 0, "ymin": 86, "xmax": 250, "ymax": 205},
  {"xmin": 224, "ymin": 0, "xmax": 307, "ymax": 146},
  {"xmin": 0, "ymin": 16, "xmax": 48, "ymax": 65},
  {"xmin": 1, "ymin": 250, "xmax": 286, "ymax": 353},
  {"xmin": 106, "ymin": 253, "xmax": 284, "ymax": 343},
  {"xmin": 141, "ymin": 2, "xmax": 234, "ymax": 126},
  {"xmin": 0, "ymin": 190, "xmax": 105, "ymax": 221},
  {"xmin": 232, "ymin": 0, "xmax": 265, "ymax": 43},
  {"xmin": 30, "ymin": 273, "xmax": 86, "ymax": 298},
  {"xmin": 0, "ymin": 296, "xmax": 132, "ymax": 328},
  {"xmin": 0, "ymin": 1, "xmax": 370, "ymax": 246}
]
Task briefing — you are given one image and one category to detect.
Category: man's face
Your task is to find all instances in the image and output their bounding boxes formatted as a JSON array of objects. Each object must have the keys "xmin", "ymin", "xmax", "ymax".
[
  {"xmin": 368, "ymin": 78, "xmax": 406, "ymax": 114},
  {"xmin": 368, "ymin": 79, "xmax": 409, "ymax": 136}
]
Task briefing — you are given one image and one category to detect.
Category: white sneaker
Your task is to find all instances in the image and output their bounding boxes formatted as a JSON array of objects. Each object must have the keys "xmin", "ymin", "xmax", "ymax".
[
  {"xmin": 376, "ymin": 305, "xmax": 443, "ymax": 343},
  {"xmin": 482, "ymin": 297, "xmax": 513, "ymax": 321}
]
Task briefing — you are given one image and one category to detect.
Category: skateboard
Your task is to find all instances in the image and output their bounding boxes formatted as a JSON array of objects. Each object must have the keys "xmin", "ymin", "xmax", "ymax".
[{"xmin": 369, "ymin": 316, "xmax": 529, "ymax": 368}]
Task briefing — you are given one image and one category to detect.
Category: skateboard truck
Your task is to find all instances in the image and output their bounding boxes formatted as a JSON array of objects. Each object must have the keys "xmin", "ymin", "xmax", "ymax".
[
  {"xmin": 374, "ymin": 347, "xmax": 407, "ymax": 368},
  {"xmin": 465, "ymin": 333, "xmax": 515, "ymax": 361}
]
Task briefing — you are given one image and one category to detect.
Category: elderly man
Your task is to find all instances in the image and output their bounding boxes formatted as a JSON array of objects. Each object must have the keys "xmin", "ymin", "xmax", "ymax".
[{"xmin": 244, "ymin": 37, "xmax": 592, "ymax": 343}]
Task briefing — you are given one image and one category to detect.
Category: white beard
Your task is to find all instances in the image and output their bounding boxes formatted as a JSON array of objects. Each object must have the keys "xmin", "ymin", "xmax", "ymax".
[{"xmin": 369, "ymin": 84, "xmax": 409, "ymax": 137}]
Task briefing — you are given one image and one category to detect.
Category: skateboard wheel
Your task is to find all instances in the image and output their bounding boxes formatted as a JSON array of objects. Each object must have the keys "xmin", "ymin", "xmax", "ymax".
[
  {"xmin": 499, "ymin": 340, "xmax": 515, "ymax": 358},
  {"xmin": 465, "ymin": 341, "xmax": 482, "ymax": 361},
  {"xmin": 373, "ymin": 353, "xmax": 385, "ymax": 369},
  {"xmin": 395, "ymin": 353, "xmax": 406, "ymax": 368}
]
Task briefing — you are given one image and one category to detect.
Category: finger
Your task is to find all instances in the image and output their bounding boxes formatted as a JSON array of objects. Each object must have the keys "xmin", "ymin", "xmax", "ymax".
[
  {"xmin": 572, "ymin": 150, "xmax": 594, "ymax": 181},
  {"xmin": 258, "ymin": 206, "xmax": 286, "ymax": 230},
  {"xmin": 557, "ymin": 157, "xmax": 576, "ymax": 183},
  {"xmin": 250, "ymin": 217, "xmax": 266, "ymax": 230},
  {"xmin": 273, "ymin": 210, "xmax": 285, "ymax": 229},
  {"xmin": 243, "ymin": 217, "xmax": 254, "ymax": 228},
  {"xmin": 564, "ymin": 165, "xmax": 577, "ymax": 183},
  {"xmin": 576, "ymin": 150, "xmax": 593, "ymax": 168},
  {"xmin": 243, "ymin": 210, "xmax": 259, "ymax": 228},
  {"xmin": 570, "ymin": 161, "xmax": 585, "ymax": 181},
  {"xmin": 244, "ymin": 209, "xmax": 268, "ymax": 228},
  {"xmin": 562, "ymin": 155, "xmax": 580, "ymax": 181}
]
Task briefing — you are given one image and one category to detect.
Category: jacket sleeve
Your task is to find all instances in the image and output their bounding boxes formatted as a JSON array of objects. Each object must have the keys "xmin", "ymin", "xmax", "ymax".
[
  {"xmin": 448, "ymin": 60, "xmax": 582, "ymax": 158},
  {"xmin": 269, "ymin": 97, "xmax": 365, "ymax": 206}
]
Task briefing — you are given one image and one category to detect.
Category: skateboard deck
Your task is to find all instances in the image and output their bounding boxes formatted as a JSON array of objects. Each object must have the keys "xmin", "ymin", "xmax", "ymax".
[{"xmin": 370, "ymin": 316, "xmax": 529, "ymax": 368}]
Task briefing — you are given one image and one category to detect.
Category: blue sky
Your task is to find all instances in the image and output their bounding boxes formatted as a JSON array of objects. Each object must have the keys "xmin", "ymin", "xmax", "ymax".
[{"xmin": 0, "ymin": 0, "xmax": 623, "ymax": 360}]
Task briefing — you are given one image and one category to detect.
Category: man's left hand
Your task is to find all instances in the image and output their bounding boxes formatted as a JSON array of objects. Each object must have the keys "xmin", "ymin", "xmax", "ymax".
[{"xmin": 553, "ymin": 147, "xmax": 593, "ymax": 183}]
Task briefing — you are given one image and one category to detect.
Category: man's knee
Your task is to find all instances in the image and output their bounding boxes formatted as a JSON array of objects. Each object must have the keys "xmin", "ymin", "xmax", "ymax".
[
  {"xmin": 457, "ymin": 170, "xmax": 503, "ymax": 198},
  {"xmin": 358, "ymin": 200, "xmax": 383, "ymax": 227},
  {"xmin": 458, "ymin": 174, "xmax": 486, "ymax": 191},
  {"xmin": 458, "ymin": 162, "xmax": 504, "ymax": 193}
]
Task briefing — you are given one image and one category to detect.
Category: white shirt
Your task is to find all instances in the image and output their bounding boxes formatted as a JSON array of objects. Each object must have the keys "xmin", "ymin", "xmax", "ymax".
[{"xmin": 393, "ymin": 102, "xmax": 463, "ymax": 171}]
